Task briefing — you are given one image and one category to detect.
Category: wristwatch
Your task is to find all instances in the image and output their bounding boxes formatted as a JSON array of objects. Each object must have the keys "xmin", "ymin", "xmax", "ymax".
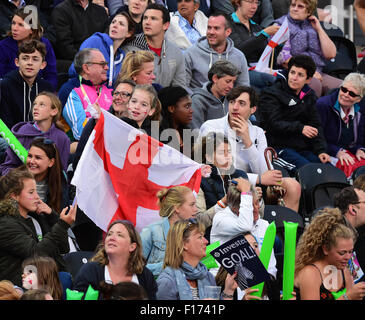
[{"xmin": 221, "ymin": 291, "xmax": 234, "ymax": 299}]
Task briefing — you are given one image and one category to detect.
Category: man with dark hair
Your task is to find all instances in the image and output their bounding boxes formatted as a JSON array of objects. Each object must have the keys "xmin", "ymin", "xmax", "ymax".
[
  {"xmin": 199, "ymin": 85, "xmax": 301, "ymax": 212},
  {"xmin": 122, "ymin": 3, "xmax": 186, "ymax": 88},
  {"xmin": 333, "ymin": 185, "xmax": 365, "ymax": 281},
  {"xmin": 0, "ymin": 39, "xmax": 53, "ymax": 130},
  {"xmin": 190, "ymin": 60, "xmax": 239, "ymax": 129},
  {"xmin": 184, "ymin": 11, "xmax": 249, "ymax": 90},
  {"xmin": 258, "ymin": 54, "xmax": 331, "ymax": 171}
]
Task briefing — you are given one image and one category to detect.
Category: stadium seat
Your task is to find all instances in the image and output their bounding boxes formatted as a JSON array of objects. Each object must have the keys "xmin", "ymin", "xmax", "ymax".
[
  {"xmin": 296, "ymin": 163, "xmax": 349, "ymax": 219},
  {"xmin": 351, "ymin": 165, "xmax": 365, "ymax": 181},
  {"xmin": 263, "ymin": 204, "xmax": 304, "ymax": 253},
  {"xmin": 322, "ymin": 36, "xmax": 358, "ymax": 80},
  {"xmin": 63, "ymin": 251, "xmax": 95, "ymax": 280}
]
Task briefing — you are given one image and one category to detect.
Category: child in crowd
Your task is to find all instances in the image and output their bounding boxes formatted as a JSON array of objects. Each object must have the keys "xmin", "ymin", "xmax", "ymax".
[
  {"xmin": 123, "ymin": 84, "xmax": 162, "ymax": 137},
  {"xmin": 0, "ymin": 91, "xmax": 70, "ymax": 175},
  {"xmin": 21, "ymin": 256, "xmax": 63, "ymax": 300},
  {"xmin": 0, "ymin": 40, "xmax": 54, "ymax": 131},
  {"xmin": 0, "ymin": 167, "xmax": 76, "ymax": 287},
  {"xmin": 26, "ymin": 137, "xmax": 69, "ymax": 214},
  {"xmin": 20, "ymin": 288, "xmax": 54, "ymax": 300},
  {"xmin": 0, "ymin": 6, "xmax": 58, "ymax": 90}
]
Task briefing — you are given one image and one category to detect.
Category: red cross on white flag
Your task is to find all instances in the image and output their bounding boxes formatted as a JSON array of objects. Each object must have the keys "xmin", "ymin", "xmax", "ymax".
[{"xmin": 71, "ymin": 110, "xmax": 202, "ymax": 232}]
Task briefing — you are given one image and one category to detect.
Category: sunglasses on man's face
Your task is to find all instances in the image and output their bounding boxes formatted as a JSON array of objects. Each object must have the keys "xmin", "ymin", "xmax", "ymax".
[{"xmin": 340, "ymin": 86, "xmax": 361, "ymax": 98}]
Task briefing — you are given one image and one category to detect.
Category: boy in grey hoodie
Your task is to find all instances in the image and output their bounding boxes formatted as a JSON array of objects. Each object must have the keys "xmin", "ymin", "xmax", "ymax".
[
  {"xmin": 184, "ymin": 12, "xmax": 250, "ymax": 91},
  {"xmin": 191, "ymin": 60, "xmax": 240, "ymax": 129}
]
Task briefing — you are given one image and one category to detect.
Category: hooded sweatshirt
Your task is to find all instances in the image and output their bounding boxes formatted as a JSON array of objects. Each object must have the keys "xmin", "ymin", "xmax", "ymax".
[
  {"xmin": 0, "ymin": 36, "xmax": 58, "ymax": 90},
  {"xmin": 0, "ymin": 122, "xmax": 70, "ymax": 175},
  {"xmin": 0, "ymin": 69, "xmax": 54, "ymax": 130},
  {"xmin": 190, "ymin": 81, "xmax": 228, "ymax": 129},
  {"xmin": 184, "ymin": 36, "xmax": 250, "ymax": 90},
  {"xmin": 68, "ymin": 32, "xmax": 126, "ymax": 87}
]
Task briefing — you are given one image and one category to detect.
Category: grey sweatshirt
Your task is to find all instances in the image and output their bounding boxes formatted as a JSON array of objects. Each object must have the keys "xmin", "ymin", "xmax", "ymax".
[
  {"xmin": 184, "ymin": 36, "xmax": 250, "ymax": 90},
  {"xmin": 122, "ymin": 33, "xmax": 187, "ymax": 89},
  {"xmin": 190, "ymin": 82, "xmax": 228, "ymax": 129}
]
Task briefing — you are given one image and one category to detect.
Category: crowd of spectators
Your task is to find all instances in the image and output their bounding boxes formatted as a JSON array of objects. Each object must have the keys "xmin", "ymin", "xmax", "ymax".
[{"xmin": 0, "ymin": 0, "xmax": 365, "ymax": 301}]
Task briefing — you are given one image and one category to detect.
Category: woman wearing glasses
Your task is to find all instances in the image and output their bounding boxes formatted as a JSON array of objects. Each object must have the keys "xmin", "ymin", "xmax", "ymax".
[
  {"xmin": 275, "ymin": 0, "xmax": 341, "ymax": 97},
  {"xmin": 316, "ymin": 73, "xmax": 365, "ymax": 178},
  {"xmin": 156, "ymin": 218, "xmax": 237, "ymax": 300},
  {"xmin": 72, "ymin": 220, "xmax": 157, "ymax": 299}
]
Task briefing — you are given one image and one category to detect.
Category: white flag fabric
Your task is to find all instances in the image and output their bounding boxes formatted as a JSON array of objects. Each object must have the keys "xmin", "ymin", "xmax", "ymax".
[
  {"xmin": 71, "ymin": 110, "xmax": 202, "ymax": 232},
  {"xmin": 255, "ymin": 17, "xmax": 290, "ymax": 74}
]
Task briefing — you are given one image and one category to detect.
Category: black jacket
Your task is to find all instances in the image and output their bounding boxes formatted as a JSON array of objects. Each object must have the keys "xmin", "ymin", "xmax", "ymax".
[
  {"xmin": 0, "ymin": 199, "xmax": 70, "ymax": 287},
  {"xmin": 229, "ymin": 17, "xmax": 268, "ymax": 64},
  {"xmin": 258, "ymin": 77, "xmax": 327, "ymax": 155},
  {"xmin": 0, "ymin": 69, "xmax": 54, "ymax": 129},
  {"xmin": 51, "ymin": 0, "xmax": 109, "ymax": 60},
  {"xmin": 72, "ymin": 261, "xmax": 158, "ymax": 300},
  {"xmin": 201, "ymin": 166, "xmax": 248, "ymax": 209}
]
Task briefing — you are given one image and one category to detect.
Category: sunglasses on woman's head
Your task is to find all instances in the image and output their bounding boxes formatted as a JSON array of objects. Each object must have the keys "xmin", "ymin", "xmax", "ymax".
[
  {"xmin": 34, "ymin": 137, "xmax": 56, "ymax": 145},
  {"xmin": 183, "ymin": 218, "xmax": 198, "ymax": 231},
  {"xmin": 340, "ymin": 86, "xmax": 361, "ymax": 98}
]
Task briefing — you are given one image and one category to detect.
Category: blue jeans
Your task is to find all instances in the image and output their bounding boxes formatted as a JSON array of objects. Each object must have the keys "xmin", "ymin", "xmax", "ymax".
[{"xmin": 277, "ymin": 148, "xmax": 321, "ymax": 170}]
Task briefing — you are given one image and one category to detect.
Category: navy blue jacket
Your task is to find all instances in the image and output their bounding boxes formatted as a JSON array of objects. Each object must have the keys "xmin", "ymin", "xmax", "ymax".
[
  {"xmin": 201, "ymin": 166, "xmax": 248, "ymax": 209},
  {"xmin": 316, "ymin": 89, "xmax": 365, "ymax": 157},
  {"xmin": 0, "ymin": 70, "xmax": 53, "ymax": 129},
  {"xmin": 72, "ymin": 261, "xmax": 157, "ymax": 300}
]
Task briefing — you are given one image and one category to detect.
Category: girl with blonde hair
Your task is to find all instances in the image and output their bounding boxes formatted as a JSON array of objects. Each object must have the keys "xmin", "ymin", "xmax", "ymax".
[
  {"xmin": 118, "ymin": 50, "xmax": 162, "ymax": 91},
  {"xmin": 294, "ymin": 207, "xmax": 365, "ymax": 300},
  {"xmin": 140, "ymin": 186, "xmax": 198, "ymax": 277},
  {"xmin": 0, "ymin": 91, "xmax": 70, "ymax": 175}
]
